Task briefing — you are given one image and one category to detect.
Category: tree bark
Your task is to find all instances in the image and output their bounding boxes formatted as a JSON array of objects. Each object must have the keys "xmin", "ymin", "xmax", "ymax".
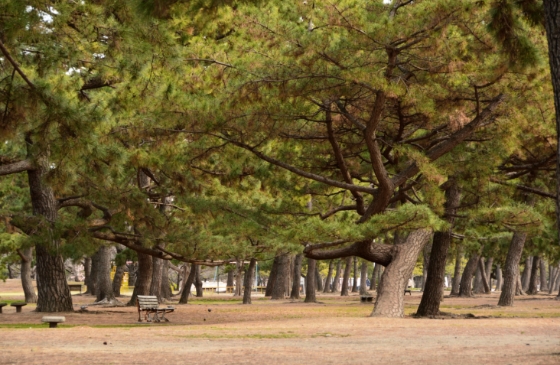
[
  {"xmin": 549, "ymin": 266, "xmax": 560, "ymax": 294},
  {"xmin": 458, "ymin": 254, "xmax": 480, "ymax": 297},
  {"xmin": 112, "ymin": 264, "xmax": 126, "ymax": 297},
  {"xmin": 498, "ymin": 230, "xmax": 529, "ymax": 306},
  {"xmin": 323, "ymin": 260, "xmax": 334, "ymax": 293},
  {"xmin": 521, "ymin": 256, "xmax": 533, "ymax": 292},
  {"xmin": 352, "ymin": 256, "xmax": 359, "ymax": 292},
  {"xmin": 495, "ymin": 264, "xmax": 503, "ymax": 292},
  {"xmin": 19, "ymin": 247, "xmax": 37, "ymax": 303},
  {"xmin": 271, "ymin": 254, "xmax": 289, "ymax": 300},
  {"xmin": 243, "ymin": 258, "xmax": 257, "ymax": 304},
  {"xmin": 478, "ymin": 257, "xmax": 491, "ymax": 294},
  {"xmin": 340, "ymin": 256, "xmax": 352, "ymax": 296},
  {"xmin": 527, "ymin": 256, "xmax": 541, "ymax": 295},
  {"xmin": 473, "ymin": 261, "xmax": 484, "ymax": 294},
  {"xmin": 150, "ymin": 255, "xmax": 165, "ymax": 301},
  {"xmin": 94, "ymin": 245, "xmax": 115, "ymax": 303},
  {"xmin": 315, "ymin": 265, "xmax": 323, "ymax": 292},
  {"xmin": 265, "ymin": 257, "xmax": 279, "ymax": 296},
  {"xmin": 372, "ymin": 229, "xmax": 432, "ymax": 317},
  {"xmin": 84, "ymin": 257, "xmax": 92, "ymax": 288},
  {"xmin": 128, "ymin": 252, "xmax": 153, "ymax": 306},
  {"xmin": 421, "ymin": 243, "xmax": 432, "ymax": 292},
  {"xmin": 417, "ymin": 181, "xmax": 460, "ymax": 316},
  {"xmin": 179, "ymin": 263, "xmax": 196, "ymax": 304},
  {"xmin": 331, "ymin": 259, "xmax": 343, "ymax": 293},
  {"xmin": 195, "ymin": 264, "xmax": 203, "ymax": 297},
  {"xmin": 450, "ymin": 245, "xmax": 463, "ymax": 295},
  {"xmin": 540, "ymin": 259, "xmax": 549, "ymax": 292},
  {"xmin": 359, "ymin": 260, "xmax": 369, "ymax": 295},
  {"xmin": 304, "ymin": 259, "xmax": 317, "ymax": 303},
  {"xmin": 371, "ymin": 263, "xmax": 380, "ymax": 290},
  {"xmin": 89, "ymin": 250, "xmax": 100, "ymax": 297},
  {"xmin": 290, "ymin": 254, "xmax": 303, "ymax": 299}
]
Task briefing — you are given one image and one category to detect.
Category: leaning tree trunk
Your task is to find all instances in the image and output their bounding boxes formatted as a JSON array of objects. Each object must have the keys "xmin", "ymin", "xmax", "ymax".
[
  {"xmin": 112, "ymin": 264, "xmax": 126, "ymax": 297},
  {"xmin": 527, "ymin": 256, "xmax": 541, "ymax": 295},
  {"xmin": 458, "ymin": 254, "xmax": 480, "ymax": 298},
  {"xmin": 540, "ymin": 259, "xmax": 549, "ymax": 292},
  {"xmin": 359, "ymin": 260, "xmax": 369, "ymax": 295},
  {"xmin": 521, "ymin": 256, "xmax": 533, "ymax": 292},
  {"xmin": 372, "ymin": 229, "xmax": 432, "ymax": 318},
  {"xmin": 340, "ymin": 256, "xmax": 352, "ymax": 296},
  {"xmin": 498, "ymin": 230, "xmax": 529, "ymax": 306},
  {"xmin": 450, "ymin": 245, "xmax": 463, "ymax": 296},
  {"xmin": 265, "ymin": 257, "xmax": 279, "ymax": 296},
  {"xmin": 323, "ymin": 260, "xmax": 334, "ymax": 293},
  {"xmin": 19, "ymin": 247, "xmax": 37, "ymax": 303},
  {"xmin": 290, "ymin": 254, "xmax": 303, "ymax": 299},
  {"xmin": 271, "ymin": 254, "xmax": 289, "ymax": 300},
  {"xmin": 478, "ymin": 258, "xmax": 491, "ymax": 294},
  {"xmin": 179, "ymin": 263, "xmax": 196, "ymax": 304},
  {"xmin": 331, "ymin": 259, "xmax": 343, "ymax": 293},
  {"xmin": 95, "ymin": 245, "xmax": 116, "ymax": 303},
  {"xmin": 351, "ymin": 256, "xmax": 359, "ymax": 293},
  {"xmin": 304, "ymin": 258, "xmax": 317, "ymax": 303},
  {"xmin": 243, "ymin": 258, "xmax": 257, "ymax": 304},
  {"xmin": 417, "ymin": 181, "xmax": 460, "ymax": 316},
  {"xmin": 128, "ymin": 252, "xmax": 153, "ymax": 306}
]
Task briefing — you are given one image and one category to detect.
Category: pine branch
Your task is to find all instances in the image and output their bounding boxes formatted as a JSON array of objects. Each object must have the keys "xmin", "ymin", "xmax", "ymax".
[{"xmin": 0, "ymin": 159, "xmax": 34, "ymax": 176}]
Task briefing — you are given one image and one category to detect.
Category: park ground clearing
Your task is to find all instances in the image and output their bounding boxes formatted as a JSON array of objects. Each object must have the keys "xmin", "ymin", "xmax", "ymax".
[{"xmin": 1, "ymin": 279, "xmax": 559, "ymax": 365}]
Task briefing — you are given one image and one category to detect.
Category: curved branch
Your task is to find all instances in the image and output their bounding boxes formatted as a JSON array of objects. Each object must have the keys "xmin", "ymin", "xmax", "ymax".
[{"xmin": 0, "ymin": 159, "xmax": 34, "ymax": 176}]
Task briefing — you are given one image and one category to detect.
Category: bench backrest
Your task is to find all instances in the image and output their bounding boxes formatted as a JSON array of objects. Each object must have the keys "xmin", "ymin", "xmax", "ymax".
[{"xmin": 137, "ymin": 295, "xmax": 159, "ymax": 310}]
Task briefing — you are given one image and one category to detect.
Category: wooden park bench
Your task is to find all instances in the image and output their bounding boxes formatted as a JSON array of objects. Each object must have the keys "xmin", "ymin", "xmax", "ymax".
[
  {"xmin": 0, "ymin": 302, "xmax": 7, "ymax": 313},
  {"xmin": 11, "ymin": 302, "xmax": 26, "ymax": 313},
  {"xmin": 360, "ymin": 295, "xmax": 373, "ymax": 303},
  {"xmin": 42, "ymin": 316, "xmax": 65, "ymax": 328},
  {"xmin": 136, "ymin": 295, "xmax": 175, "ymax": 322},
  {"xmin": 404, "ymin": 289, "xmax": 412, "ymax": 295},
  {"xmin": 68, "ymin": 283, "xmax": 83, "ymax": 294}
]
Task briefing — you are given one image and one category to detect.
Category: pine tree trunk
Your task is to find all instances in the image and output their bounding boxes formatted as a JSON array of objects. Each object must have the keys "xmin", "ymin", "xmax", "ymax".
[
  {"xmin": 290, "ymin": 254, "xmax": 303, "ymax": 299},
  {"xmin": 495, "ymin": 264, "xmax": 503, "ymax": 292},
  {"xmin": 478, "ymin": 258, "xmax": 491, "ymax": 294},
  {"xmin": 89, "ymin": 250, "xmax": 101, "ymax": 297},
  {"xmin": 304, "ymin": 258, "xmax": 317, "ymax": 303},
  {"xmin": 473, "ymin": 261, "xmax": 484, "ymax": 294},
  {"xmin": 332, "ymin": 260, "xmax": 343, "ymax": 293},
  {"xmin": 516, "ymin": 274, "xmax": 526, "ymax": 296},
  {"xmin": 498, "ymin": 230, "xmax": 529, "ymax": 306},
  {"xmin": 243, "ymin": 258, "xmax": 257, "ymax": 304},
  {"xmin": 160, "ymin": 260, "xmax": 172, "ymax": 300},
  {"xmin": 521, "ymin": 256, "xmax": 533, "ymax": 292},
  {"xmin": 421, "ymin": 243, "xmax": 432, "ymax": 292},
  {"xmin": 371, "ymin": 263, "xmax": 380, "ymax": 290},
  {"xmin": 112, "ymin": 264, "xmax": 126, "ymax": 297},
  {"xmin": 372, "ymin": 229, "xmax": 432, "ymax": 318},
  {"xmin": 179, "ymin": 263, "xmax": 196, "ymax": 304},
  {"xmin": 84, "ymin": 257, "xmax": 92, "ymax": 290},
  {"xmin": 451, "ymin": 245, "xmax": 463, "ymax": 295},
  {"xmin": 265, "ymin": 257, "xmax": 278, "ymax": 296},
  {"xmin": 549, "ymin": 267, "xmax": 559, "ymax": 294},
  {"xmin": 359, "ymin": 260, "xmax": 369, "ymax": 295},
  {"xmin": 340, "ymin": 256, "xmax": 352, "ymax": 296},
  {"xmin": 324, "ymin": 260, "xmax": 334, "ymax": 293},
  {"xmin": 195, "ymin": 264, "xmax": 203, "ymax": 297},
  {"xmin": 527, "ymin": 256, "xmax": 541, "ymax": 295},
  {"xmin": 19, "ymin": 247, "xmax": 37, "ymax": 303},
  {"xmin": 127, "ymin": 262, "xmax": 137, "ymax": 287},
  {"xmin": 351, "ymin": 257, "xmax": 359, "ymax": 292},
  {"xmin": 271, "ymin": 254, "xmax": 289, "ymax": 300},
  {"xmin": 128, "ymin": 252, "xmax": 153, "ymax": 306},
  {"xmin": 315, "ymin": 265, "xmax": 323, "ymax": 292},
  {"xmin": 234, "ymin": 260, "xmax": 243, "ymax": 297},
  {"xmin": 95, "ymin": 245, "xmax": 115, "ymax": 303},
  {"xmin": 458, "ymin": 254, "xmax": 479, "ymax": 297},
  {"xmin": 540, "ymin": 259, "xmax": 549, "ymax": 292},
  {"xmin": 150, "ymin": 255, "xmax": 165, "ymax": 301}
]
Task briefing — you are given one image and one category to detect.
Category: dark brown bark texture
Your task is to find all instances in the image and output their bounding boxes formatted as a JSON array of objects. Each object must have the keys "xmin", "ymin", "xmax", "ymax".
[
  {"xmin": 179, "ymin": 263, "xmax": 196, "ymax": 304},
  {"xmin": 458, "ymin": 254, "xmax": 479, "ymax": 298},
  {"xmin": 89, "ymin": 250, "xmax": 100, "ymax": 296},
  {"xmin": 19, "ymin": 247, "xmax": 37, "ymax": 303},
  {"xmin": 304, "ymin": 259, "xmax": 317, "ymax": 303},
  {"xmin": 324, "ymin": 260, "xmax": 334, "ymax": 293},
  {"xmin": 543, "ymin": 0, "xmax": 560, "ymax": 246},
  {"xmin": 95, "ymin": 245, "xmax": 116, "ymax": 303},
  {"xmin": 243, "ymin": 258, "xmax": 257, "ymax": 304},
  {"xmin": 271, "ymin": 254, "xmax": 289, "ymax": 300},
  {"xmin": 290, "ymin": 254, "xmax": 303, "ymax": 299},
  {"xmin": 498, "ymin": 231, "xmax": 529, "ymax": 306},
  {"xmin": 352, "ymin": 256, "xmax": 359, "ymax": 292},
  {"xmin": 128, "ymin": 252, "xmax": 153, "ymax": 306},
  {"xmin": 416, "ymin": 181, "xmax": 460, "ymax": 316},
  {"xmin": 527, "ymin": 256, "xmax": 541, "ymax": 295},
  {"xmin": 265, "ymin": 257, "xmax": 278, "ymax": 296},
  {"xmin": 341, "ymin": 256, "xmax": 352, "ymax": 296},
  {"xmin": 372, "ymin": 229, "xmax": 432, "ymax": 317}
]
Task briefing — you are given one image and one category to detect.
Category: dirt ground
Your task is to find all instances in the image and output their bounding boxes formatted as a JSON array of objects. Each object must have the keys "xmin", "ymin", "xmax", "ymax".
[{"xmin": 1, "ymin": 279, "xmax": 559, "ymax": 365}]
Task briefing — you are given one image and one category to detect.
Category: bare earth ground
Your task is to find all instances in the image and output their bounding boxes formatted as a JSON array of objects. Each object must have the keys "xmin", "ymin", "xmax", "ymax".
[{"xmin": 1, "ymin": 279, "xmax": 559, "ymax": 365}]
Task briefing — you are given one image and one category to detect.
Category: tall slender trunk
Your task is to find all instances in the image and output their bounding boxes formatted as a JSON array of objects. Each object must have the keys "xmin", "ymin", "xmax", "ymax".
[
  {"xmin": 540, "ymin": 259, "xmax": 549, "ymax": 292},
  {"xmin": 128, "ymin": 252, "xmax": 153, "ymax": 306},
  {"xmin": 89, "ymin": 250, "xmax": 100, "ymax": 296},
  {"xmin": 179, "ymin": 263, "xmax": 196, "ymax": 304},
  {"xmin": 84, "ymin": 257, "xmax": 92, "ymax": 288},
  {"xmin": 549, "ymin": 266, "xmax": 560, "ymax": 294},
  {"xmin": 351, "ymin": 257, "xmax": 359, "ymax": 292},
  {"xmin": 19, "ymin": 247, "xmax": 37, "ymax": 303},
  {"xmin": 498, "ymin": 230, "xmax": 529, "ymax": 306},
  {"xmin": 243, "ymin": 258, "xmax": 257, "ymax": 304},
  {"xmin": 290, "ymin": 254, "xmax": 303, "ymax": 299},
  {"xmin": 340, "ymin": 256, "xmax": 352, "ymax": 296},
  {"xmin": 451, "ymin": 245, "xmax": 463, "ymax": 295},
  {"xmin": 527, "ymin": 256, "xmax": 541, "ymax": 295},
  {"xmin": 112, "ymin": 264, "xmax": 126, "ymax": 297},
  {"xmin": 160, "ymin": 260, "xmax": 172, "ymax": 300},
  {"xmin": 150, "ymin": 255, "xmax": 165, "ymax": 301},
  {"xmin": 331, "ymin": 260, "xmax": 343, "ymax": 293},
  {"xmin": 95, "ymin": 245, "xmax": 116, "ymax": 303},
  {"xmin": 315, "ymin": 265, "xmax": 323, "ymax": 292},
  {"xmin": 421, "ymin": 243, "xmax": 432, "ymax": 292},
  {"xmin": 458, "ymin": 254, "xmax": 479, "ymax": 297},
  {"xmin": 473, "ymin": 261, "xmax": 484, "ymax": 294},
  {"xmin": 359, "ymin": 260, "xmax": 369, "ymax": 295},
  {"xmin": 194, "ymin": 264, "xmax": 203, "ymax": 297},
  {"xmin": 371, "ymin": 263, "xmax": 380, "ymax": 290},
  {"xmin": 271, "ymin": 254, "xmax": 289, "ymax": 300},
  {"xmin": 478, "ymin": 258, "xmax": 491, "ymax": 294},
  {"xmin": 495, "ymin": 264, "xmax": 503, "ymax": 292},
  {"xmin": 323, "ymin": 260, "xmax": 334, "ymax": 293},
  {"xmin": 234, "ymin": 260, "xmax": 243, "ymax": 297},
  {"xmin": 265, "ymin": 257, "xmax": 279, "ymax": 296},
  {"xmin": 521, "ymin": 256, "xmax": 533, "ymax": 292},
  {"xmin": 304, "ymin": 258, "xmax": 317, "ymax": 303},
  {"xmin": 417, "ymin": 181, "xmax": 460, "ymax": 316},
  {"xmin": 127, "ymin": 262, "xmax": 137, "ymax": 287}
]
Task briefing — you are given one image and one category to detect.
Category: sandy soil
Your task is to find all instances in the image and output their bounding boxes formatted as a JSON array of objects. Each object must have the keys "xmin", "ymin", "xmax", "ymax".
[{"xmin": 1, "ymin": 279, "xmax": 559, "ymax": 365}]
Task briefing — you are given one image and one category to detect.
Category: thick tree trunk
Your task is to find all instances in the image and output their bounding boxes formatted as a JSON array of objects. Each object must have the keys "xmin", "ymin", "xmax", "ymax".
[
  {"xmin": 359, "ymin": 260, "xmax": 369, "ymax": 295},
  {"xmin": 243, "ymin": 258, "xmax": 256, "ymax": 304},
  {"xmin": 540, "ymin": 259, "xmax": 549, "ymax": 292},
  {"xmin": 323, "ymin": 260, "xmax": 334, "ymax": 293},
  {"xmin": 84, "ymin": 257, "xmax": 92, "ymax": 289},
  {"xmin": 195, "ymin": 264, "xmax": 203, "ymax": 297},
  {"xmin": 450, "ymin": 245, "xmax": 463, "ymax": 296},
  {"xmin": 150, "ymin": 255, "xmax": 165, "ymax": 301},
  {"xmin": 417, "ymin": 181, "xmax": 460, "ymax": 316},
  {"xmin": 160, "ymin": 260, "xmax": 172, "ymax": 300},
  {"xmin": 331, "ymin": 259, "xmax": 343, "ymax": 293},
  {"xmin": 340, "ymin": 256, "xmax": 352, "ymax": 296},
  {"xmin": 527, "ymin": 256, "xmax": 541, "ymax": 295},
  {"xmin": 473, "ymin": 261, "xmax": 484, "ymax": 294},
  {"xmin": 372, "ymin": 229, "xmax": 432, "ymax": 318},
  {"xmin": 351, "ymin": 256, "xmax": 359, "ymax": 292},
  {"xmin": 458, "ymin": 254, "xmax": 480, "ymax": 297},
  {"xmin": 315, "ymin": 265, "xmax": 323, "ymax": 292},
  {"xmin": 521, "ymin": 256, "xmax": 532, "ymax": 292},
  {"xmin": 495, "ymin": 264, "xmax": 503, "ymax": 292},
  {"xmin": 265, "ymin": 257, "xmax": 279, "ymax": 296},
  {"xmin": 179, "ymin": 264, "xmax": 196, "ymax": 304},
  {"xmin": 19, "ymin": 247, "xmax": 37, "ymax": 303},
  {"xmin": 94, "ymin": 245, "xmax": 115, "ymax": 303},
  {"xmin": 112, "ymin": 264, "xmax": 126, "ymax": 297},
  {"xmin": 371, "ymin": 263, "xmax": 380, "ymax": 290},
  {"xmin": 290, "ymin": 254, "xmax": 303, "ymax": 299},
  {"xmin": 498, "ymin": 230, "xmax": 529, "ymax": 306},
  {"xmin": 271, "ymin": 254, "xmax": 289, "ymax": 300},
  {"xmin": 89, "ymin": 250, "xmax": 100, "ymax": 297},
  {"xmin": 304, "ymin": 259, "xmax": 317, "ymax": 303},
  {"xmin": 128, "ymin": 252, "xmax": 153, "ymax": 306}
]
